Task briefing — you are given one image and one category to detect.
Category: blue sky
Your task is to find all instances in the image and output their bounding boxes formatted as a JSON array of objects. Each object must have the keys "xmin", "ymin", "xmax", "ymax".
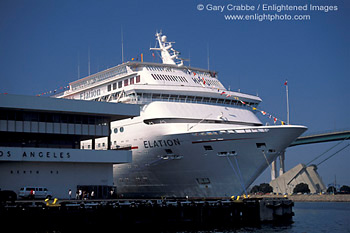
[{"xmin": 1, "ymin": 0, "xmax": 349, "ymax": 187}]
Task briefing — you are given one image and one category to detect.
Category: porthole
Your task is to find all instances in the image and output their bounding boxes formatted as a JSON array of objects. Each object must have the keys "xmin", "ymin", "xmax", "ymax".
[
  {"xmin": 120, "ymin": 127, "xmax": 124, "ymax": 133},
  {"xmin": 114, "ymin": 128, "xmax": 118, "ymax": 134}
]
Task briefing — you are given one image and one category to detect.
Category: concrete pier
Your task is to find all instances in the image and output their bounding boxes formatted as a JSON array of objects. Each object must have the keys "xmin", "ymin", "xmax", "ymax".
[{"xmin": 0, "ymin": 198, "xmax": 294, "ymax": 232}]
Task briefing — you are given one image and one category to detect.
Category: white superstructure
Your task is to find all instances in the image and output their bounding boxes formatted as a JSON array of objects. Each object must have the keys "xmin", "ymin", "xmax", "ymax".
[{"xmin": 58, "ymin": 32, "xmax": 307, "ymax": 198}]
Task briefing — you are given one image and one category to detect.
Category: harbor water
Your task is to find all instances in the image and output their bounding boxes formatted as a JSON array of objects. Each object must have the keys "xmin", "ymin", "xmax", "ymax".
[
  {"xmin": 236, "ymin": 202, "xmax": 350, "ymax": 233},
  {"xmin": 2, "ymin": 200, "xmax": 349, "ymax": 232}
]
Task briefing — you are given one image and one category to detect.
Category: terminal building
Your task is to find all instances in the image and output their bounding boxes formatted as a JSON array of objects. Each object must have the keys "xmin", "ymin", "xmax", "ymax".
[{"xmin": 0, "ymin": 94, "xmax": 139, "ymax": 198}]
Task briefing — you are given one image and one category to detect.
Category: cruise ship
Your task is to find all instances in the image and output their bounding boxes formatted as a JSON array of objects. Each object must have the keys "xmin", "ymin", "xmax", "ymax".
[{"xmin": 57, "ymin": 32, "xmax": 307, "ymax": 198}]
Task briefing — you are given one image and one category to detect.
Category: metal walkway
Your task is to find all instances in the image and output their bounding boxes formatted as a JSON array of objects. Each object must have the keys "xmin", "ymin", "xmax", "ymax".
[{"xmin": 289, "ymin": 129, "xmax": 350, "ymax": 147}]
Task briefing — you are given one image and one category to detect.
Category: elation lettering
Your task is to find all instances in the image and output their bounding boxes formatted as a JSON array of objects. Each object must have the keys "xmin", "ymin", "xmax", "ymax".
[
  {"xmin": 143, "ymin": 138, "xmax": 181, "ymax": 149},
  {"xmin": 80, "ymin": 89, "xmax": 101, "ymax": 100},
  {"xmin": 22, "ymin": 151, "xmax": 71, "ymax": 159}
]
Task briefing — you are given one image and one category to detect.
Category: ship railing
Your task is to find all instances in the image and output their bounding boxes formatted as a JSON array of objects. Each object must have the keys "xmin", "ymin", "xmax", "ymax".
[
  {"xmin": 70, "ymin": 65, "xmax": 128, "ymax": 92},
  {"xmin": 191, "ymin": 128, "xmax": 269, "ymax": 137},
  {"xmin": 111, "ymin": 144, "xmax": 132, "ymax": 150},
  {"xmin": 135, "ymin": 94, "xmax": 258, "ymax": 109}
]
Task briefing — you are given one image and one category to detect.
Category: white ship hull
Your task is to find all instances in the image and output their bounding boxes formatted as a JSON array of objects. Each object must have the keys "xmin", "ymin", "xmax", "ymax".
[{"xmin": 113, "ymin": 121, "xmax": 306, "ymax": 198}]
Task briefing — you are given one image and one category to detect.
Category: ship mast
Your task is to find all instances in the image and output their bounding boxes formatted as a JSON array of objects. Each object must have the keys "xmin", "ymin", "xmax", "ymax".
[{"xmin": 150, "ymin": 32, "xmax": 183, "ymax": 67}]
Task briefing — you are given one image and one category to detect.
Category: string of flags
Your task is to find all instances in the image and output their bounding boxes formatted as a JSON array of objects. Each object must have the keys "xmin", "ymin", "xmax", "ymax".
[
  {"xmin": 187, "ymin": 69, "xmax": 287, "ymax": 125},
  {"xmin": 223, "ymin": 92, "xmax": 287, "ymax": 125},
  {"xmin": 36, "ymin": 85, "xmax": 70, "ymax": 96}
]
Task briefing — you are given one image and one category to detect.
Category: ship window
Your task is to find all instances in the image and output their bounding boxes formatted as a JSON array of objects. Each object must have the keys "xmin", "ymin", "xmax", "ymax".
[
  {"xmin": 161, "ymin": 94, "xmax": 170, "ymax": 100},
  {"xmin": 196, "ymin": 178, "xmax": 211, "ymax": 185},
  {"xmin": 169, "ymin": 95, "xmax": 178, "ymax": 101},
  {"xmin": 107, "ymin": 84, "xmax": 111, "ymax": 92},
  {"xmin": 186, "ymin": 96, "xmax": 194, "ymax": 102},
  {"xmin": 120, "ymin": 127, "xmax": 124, "ymax": 133},
  {"xmin": 218, "ymin": 151, "xmax": 228, "ymax": 155},
  {"xmin": 143, "ymin": 93, "xmax": 151, "ymax": 99},
  {"xmin": 130, "ymin": 77, "xmax": 135, "ymax": 85},
  {"xmin": 124, "ymin": 79, "xmax": 128, "ymax": 86},
  {"xmin": 114, "ymin": 128, "xmax": 118, "ymax": 134},
  {"xmin": 153, "ymin": 94, "xmax": 161, "ymax": 99},
  {"xmin": 136, "ymin": 75, "xmax": 140, "ymax": 83},
  {"xmin": 113, "ymin": 83, "xmax": 117, "ymax": 90},
  {"xmin": 256, "ymin": 143, "xmax": 266, "ymax": 148},
  {"xmin": 118, "ymin": 81, "xmax": 122, "ymax": 88},
  {"xmin": 165, "ymin": 149, "xmax": 173, "ymax": 154},
  {"xmin": 179, "ymin": 95, "xmax": 187, "ymax": 101},
  {"xmin": 204, "ymin": 145, "xmax": 213, "ymax": 151},
  {"xmin": 195, "ymin": 96, "xmax": 202, "ymax": 102}
]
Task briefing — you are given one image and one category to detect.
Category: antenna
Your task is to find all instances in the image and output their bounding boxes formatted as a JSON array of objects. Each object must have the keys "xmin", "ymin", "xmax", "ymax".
[
  {"xmin": 207, "ymin": 43, "xmax": 210, "ymax": 70},
  {"xmin": 88, "ymin": 47, "xmax": 91, "ymax": 76},
  {"xmin": 121, "ymin": 26, "xmax": 124, "ymax": 63},
  {"xmin": 285, "ymin": 80, "xmax": 289, "ymax": 124},
  {"xmin": 77, "ymin": 52, "xmax": 80, "ymax": 79}
]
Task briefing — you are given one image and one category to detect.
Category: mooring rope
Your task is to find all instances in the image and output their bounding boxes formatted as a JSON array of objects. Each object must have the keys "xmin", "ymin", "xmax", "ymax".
[
  {"xmin": 262, "ymin": 150, "xmax": 283, "ymax": 194},
  {"xmin": 226, "ymin": 155, "xmax": 247, "ymax": 195},
  {"xmin": 233, "ymin": 156, "xmax": 248, "ymax": 195}
]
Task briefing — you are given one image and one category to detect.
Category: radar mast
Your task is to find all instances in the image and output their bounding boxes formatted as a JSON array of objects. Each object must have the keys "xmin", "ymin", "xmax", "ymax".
[{"xmin": 150, "ymin": 32, "xmax": 183, "ymax": 67}]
